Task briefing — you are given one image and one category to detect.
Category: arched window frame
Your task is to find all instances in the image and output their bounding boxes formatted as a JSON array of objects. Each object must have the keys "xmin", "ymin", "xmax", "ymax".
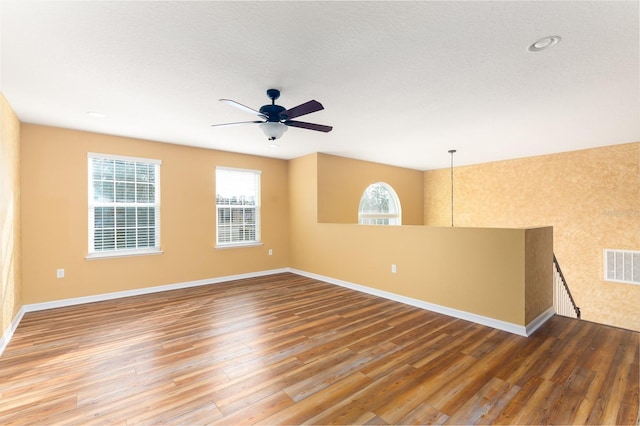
[{"xmin": 358, "ymin": 182, "xmax": 402, "ymax": 225}]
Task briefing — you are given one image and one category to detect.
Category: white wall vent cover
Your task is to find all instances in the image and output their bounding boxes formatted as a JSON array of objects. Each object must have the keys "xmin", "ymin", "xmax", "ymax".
[{"xmin": 604, "ymin": 249, "xmax": 640, "ymax": 285}]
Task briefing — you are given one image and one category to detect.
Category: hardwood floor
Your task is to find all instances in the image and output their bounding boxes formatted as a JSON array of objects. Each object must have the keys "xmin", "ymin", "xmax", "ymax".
[{"xmin": 1, "ymin": 272, "xmax": 638, "ymax": 425}]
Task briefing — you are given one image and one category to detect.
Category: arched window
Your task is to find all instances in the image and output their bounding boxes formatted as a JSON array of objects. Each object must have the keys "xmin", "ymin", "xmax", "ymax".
[{"xmin": 358, "ymin": 182, "xmax": 402, "ymax": 225}]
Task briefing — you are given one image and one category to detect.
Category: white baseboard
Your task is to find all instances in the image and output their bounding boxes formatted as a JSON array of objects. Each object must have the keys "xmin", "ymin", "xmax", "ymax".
[
  {"xmin": 0, "ymin": 305, "xmax": 25, "ymax": 357},
  {"xmin": 1, "ymin": 267, "xmax": 554, "ymax": 358},
  {"xmin": 0, "ymin": 268, "xmax": 288, "ymax": 358},
  {"xmin": 22, "ymin": 268, "xmax": 289, "ymax": 313},
  {"xmin": 290, "ymin": 268, "xmax": 553, "ymax": 337},
  {"xmin": 525, "ymin": 306, "xmax": 556, "ymax": 336}
]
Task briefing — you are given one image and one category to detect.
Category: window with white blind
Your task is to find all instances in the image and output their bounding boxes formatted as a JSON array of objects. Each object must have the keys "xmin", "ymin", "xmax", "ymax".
[
  {"xmin": 358, "ymin": 182, "xmax": 402, "ymax": 225},
  {"xmin": 87, "ymin": 153, "xmax": 161, "ymax": 258},
  {"xmin": 216, "ymin": 167, "xmax": 261, "ymax": 247}
]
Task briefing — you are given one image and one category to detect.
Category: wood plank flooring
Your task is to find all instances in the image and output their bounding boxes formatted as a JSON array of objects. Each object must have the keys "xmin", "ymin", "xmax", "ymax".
[{"xmin": 1, "ymin": 272, "xmax": 638, "ymax": 425}]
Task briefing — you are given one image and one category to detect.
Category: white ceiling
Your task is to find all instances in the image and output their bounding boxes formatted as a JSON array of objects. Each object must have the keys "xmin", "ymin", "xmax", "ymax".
[{"xmin": 2, "ymin": 1, "xmax": 639, "ymax": 171}]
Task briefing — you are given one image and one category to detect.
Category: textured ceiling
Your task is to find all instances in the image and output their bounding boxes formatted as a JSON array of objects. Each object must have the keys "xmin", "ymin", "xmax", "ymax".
[{"xmin": 1, "ymin": 1, "xmax": 638, "ymax": 170}]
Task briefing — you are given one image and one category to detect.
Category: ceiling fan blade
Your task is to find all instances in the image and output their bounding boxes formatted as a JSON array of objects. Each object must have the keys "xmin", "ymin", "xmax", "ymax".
[
  {"xmin": 285, "ymin": 120, "xmax": 333, "ymax": 133},
  {"xmin": 211, "ymin": 120, "xmax": 263, "ymax": 127},
  {"xmin": 281, "ymin": 100, "xmax": 324, "ymax": 120},
  {"xmin": 219, "ymin": 99, "xmax": 266, "ymax": 117}
]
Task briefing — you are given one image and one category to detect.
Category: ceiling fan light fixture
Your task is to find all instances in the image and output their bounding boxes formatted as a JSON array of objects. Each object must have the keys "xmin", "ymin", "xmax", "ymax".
[
  {"xmin": 213, "ymin": 89, "xmax": 331, "ymax": 139},
  {"xmin": 259, "ymin": 121, "xmax": 288, "ymax": 141}
]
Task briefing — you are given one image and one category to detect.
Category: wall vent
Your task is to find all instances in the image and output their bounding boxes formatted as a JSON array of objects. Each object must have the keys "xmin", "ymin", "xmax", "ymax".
[{"xmin": 604, "ymin": 249, "xmax": 640, "ymax": 285}]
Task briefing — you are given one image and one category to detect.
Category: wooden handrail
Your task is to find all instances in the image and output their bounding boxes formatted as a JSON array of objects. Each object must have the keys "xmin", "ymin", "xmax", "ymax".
[{"xmin": 553, "ymin": 253, "xmax": 581, "ymax": 319}]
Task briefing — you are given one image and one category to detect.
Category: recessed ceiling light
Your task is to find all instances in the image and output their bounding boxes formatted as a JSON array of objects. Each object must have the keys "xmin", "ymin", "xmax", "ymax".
[
  {"xmin": 87, "ymin": 111, "xmax": 106, "ymax": 118},
  {"xmin": 528, "ymin": 36, "xmax": 561, "ymax": 52}
]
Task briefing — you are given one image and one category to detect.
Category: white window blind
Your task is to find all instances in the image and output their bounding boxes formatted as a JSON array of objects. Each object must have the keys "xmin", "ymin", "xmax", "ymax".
[
  {"xmin": 88, "ymin": 153, "xmax": 161, "ymax": 257},
  {"xmin": 216, "ymin": 167, "xmax": 261, "ymax": 247},
  {"xmin": 604, "ymin": 249, "xmax": 640, "ymax": 285},
  {"xmin": 358, "ymin": 182, "xmax": 402, "ymax": 225}
]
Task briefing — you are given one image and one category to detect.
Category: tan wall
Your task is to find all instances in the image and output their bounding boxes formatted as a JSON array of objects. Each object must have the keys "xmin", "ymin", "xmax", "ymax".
[
  {"xmin": 424, "ymin": 143, "xmax": 640, "ymax": 331},
  {"xmin": 317, "ymin": 153, "xmax": 423, "ymax": 225},
  {"xmin": 525, "ymin": 227, "xmax": 554, "ymax": 324},
  {"xmin": 20, "ymin": 124, "xmax": 289, "ymax": 304},
  {"xmin": 13, "ymin": 123, "xmax": 555, "ymax": 332},
  {"xmin": 0, "ymin": 94, "xmax": 22, "ymax": 337},
  {"xmin": 288, "ymin": 153, "xmax": 318, "ymax": 268},
  {"xmin": 289, "ymin": 154, "xmax": 553, "ymax": 326}
]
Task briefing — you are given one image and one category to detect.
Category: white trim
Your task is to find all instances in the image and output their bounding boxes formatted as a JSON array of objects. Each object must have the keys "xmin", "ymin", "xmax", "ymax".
[
  {"xmin": 358, "ymin": 182, "xmax": 402, "ymax": 226},
  {"xmin": 215, "ymin": 167, "xmax": 261, "ymax": 246},
  {"xmin": 0, "ymin": 269, "xmax": 287, "ymax": 357},
  {"xmin": 87, "ymin": 152, "xmax": 162, "ymax": 165},
  {"xmin": 0, "ymin": 306, "xmax": 25, "ymax": 357},
  {"xmin": 22, "ymin": 268, "xmax": 288, "ymax": 313},
  {"xmin": 215, "ymin": 242, "xmax": 264, "ymax": 250},
  {"xmin": 215, "ymin": 166, "xmax": 262, "ymax": 175},
  {"xmin": 359, "ymin": 213, "xmax": 400, "ymax": 219},
  {"xmin": 1, "ymin": 267, "xmax": 553, "ymax": 357},
  {"xmin": 525, "ymin": 307, "xmax": 555, "ymax": 336},
  {"xmin": 86, "ymin": 248, "xmax": 164, "ymax": 259},
  {"xmin": 88, "ymin": 154, "xmax": 162, "ymax": 255},
  {"xmin": 289, "ymin": 268, "xmax": 545, "ymax": 337}
]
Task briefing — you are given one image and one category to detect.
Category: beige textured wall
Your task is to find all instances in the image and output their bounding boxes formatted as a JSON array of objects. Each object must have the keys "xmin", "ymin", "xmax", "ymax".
[
  {"xmin": 424, "ymin": 143, "xmax": 640, "ymax": 331},
  {"xmin": 317, "ymin": 153, "xmax": 424, "ymax": 225},
  {"xmin": 21, "ymin": 124, "xmax": 289, "ymax": 304},
  {"xmin": 0, "ymin": 94, "xmax": 22, "ymax": 337},
  {"xmin": 289, "ymin": 154, "xmax": 550, "ymax": 326}
]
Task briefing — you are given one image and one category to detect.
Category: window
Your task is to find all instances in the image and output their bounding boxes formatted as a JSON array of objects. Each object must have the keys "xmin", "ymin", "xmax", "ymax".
[
  {"xmin": 216, "ymin": 167, "xmax": 261, "ymax": 247},
  {"xmin": 604, "ymin": 249, "xmax": 640, "ymax": 285},
  {"xmin": 358, "ymin": 182, "xmax": 402, "ymax": 225},
  {"xmin": 88, "ymin": 153, "xmax": 161, "ymax": 258}
]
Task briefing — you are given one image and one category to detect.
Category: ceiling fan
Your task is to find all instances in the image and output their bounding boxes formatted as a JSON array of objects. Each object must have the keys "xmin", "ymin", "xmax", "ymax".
[{"xmin": 211, "ymin": 89, "xmax": 332, "ymax": 141}]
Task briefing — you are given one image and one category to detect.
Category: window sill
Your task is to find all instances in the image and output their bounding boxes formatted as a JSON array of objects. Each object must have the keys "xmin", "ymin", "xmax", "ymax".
[
  {"xmin": 86, "ymin": 248, "xmax": 163, "ymax": 260},
  {"xmin": 215, "ymin": 242, "xmax": 263, "ymax": 250}
]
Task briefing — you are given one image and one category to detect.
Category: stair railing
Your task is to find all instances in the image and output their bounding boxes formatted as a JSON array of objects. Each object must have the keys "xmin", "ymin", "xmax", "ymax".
[{"xmin": 553, "ymin": 254, "xmax": 581, "ymax": 319}]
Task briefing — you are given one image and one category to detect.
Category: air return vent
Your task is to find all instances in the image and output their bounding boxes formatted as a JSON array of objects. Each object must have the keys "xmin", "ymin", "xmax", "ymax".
[{"xmin": 604, "ymin": 249, "xmax": 640, "ymax": 285}]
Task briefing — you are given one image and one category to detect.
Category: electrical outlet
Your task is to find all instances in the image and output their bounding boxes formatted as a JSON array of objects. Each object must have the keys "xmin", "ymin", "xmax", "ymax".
[
  {"xmin": 391, "ymin": 264, "xmax": 397, "ymax": 273},
  {"xmin": 268, "ymin": 249, "xmax": 273, "ymax": 256},
  {"xmin": 56, "ymin": 269, "xmax": 65, "ymax": 278}
]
